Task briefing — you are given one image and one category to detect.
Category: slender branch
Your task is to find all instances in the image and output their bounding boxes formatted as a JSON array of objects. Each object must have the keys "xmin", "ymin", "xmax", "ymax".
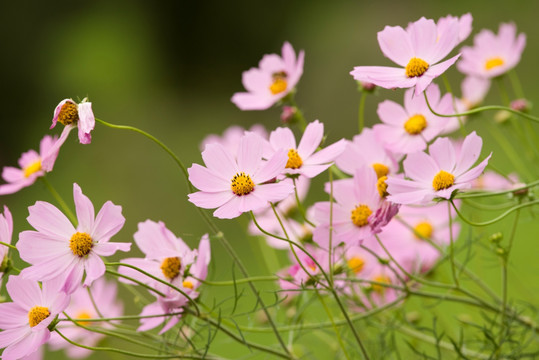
[
  {"xmin": 40, "ymin": 177, "xmax": 77, "ymax": 225},
  {"xmin": 450, "ymin": 199, "xmax": 539, "ymax": 227}
]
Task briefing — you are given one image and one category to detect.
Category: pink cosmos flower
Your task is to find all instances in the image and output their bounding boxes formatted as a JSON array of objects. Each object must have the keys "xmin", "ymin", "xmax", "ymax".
[
  {"xmin": 50, "ymin": 98, "xmax": 95, "ymax": 144},
  {"xmin": 313, "ymin": 167, "xmax": 382, "ymax": 248},
  {"xmin": 386, "ymin": 131, "xmax": 491, "ymax": 205},
  {"xmin": 0, "ymin": 206, "xmax": 13, "ymax": 289},
  {"xmin": 49, "ymin": 277, "xmax": 123, "ymax": 358},
  {"xmin": 336, "ymin": 128, "xmax": 399, "ymax": 178},
  {"xmin": 350, "ymin": 17, "xmax": 461, "ymax": 95},
  {"xmin": 381, "ymin": 202, "xmax": 460, "ymax": 274},
  {"xmin": 18, "ymin": 183, "xmax": 130, "ymax": 294},
  {"xmin": 0, "ymin": 276, "xmax": 69, "ymax": 360},
  {"xmin": 200, "ymin": 124, "xmax": 269, "ymax": 156},
  {"xmin": 0, "ymin": 136, "xmax": 60, "ymax": 195},
  {"xmin": 435, "ymin": 13, "xmax": 473, "ymax": 45},
  {"xmin": 188, "ymin": 132, "xmax": 294, "ymax": 219},
  {"xmin": 119, "ymin": 222, "xmax": 210, "ymax": 333},
  {"xmin": 268, "ymin": 120, "xmax": 346, "ymax": 179},
  {"xmin": 231, "ymin": 42, "xmax": 304, "ymax": 110},
  {"xmin": 373, "ymin": 84, "xmax": 454, "ymax": 154},
  {"xmin": 458, "ymin": 23, "xmax": 526, "ymax": 79}
]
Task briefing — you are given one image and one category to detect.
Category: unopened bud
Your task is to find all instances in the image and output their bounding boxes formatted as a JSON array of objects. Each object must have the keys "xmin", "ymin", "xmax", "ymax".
[
  {"xmin": 377, "ymin": 258, "xmax": 390, "ymax": 265},
  {"xmin": 496, "ymin": 247, "xmax": 505, "ymax": 256},
  {"xmin": 494, "ymin": 110, "xmax": 511, "ymax": 123},
  {"xmin": 280, "ymin": 106, "xmax": 297, "ymax": 123},
  {"xmin": 510, "ymin": 98, "xmax": 531, "ymax": 113},
  {"xmin": 405, "ymin": 311, "xmax": 421, "ymax": 323},
  {"xmin": 359, "ymin": 81, "xmax": 376, "ymax": 92},
  {"xmin": 489, "ymin": 232, "xmax": 503, "ymax": 244}
]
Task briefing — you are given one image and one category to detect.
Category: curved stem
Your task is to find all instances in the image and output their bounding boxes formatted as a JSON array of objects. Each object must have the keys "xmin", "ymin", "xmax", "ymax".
[
  {"xmin": 40, "ymin": 177, "xmax": 77, "ymax": 225},
  {"xmin": 106, "ymin": 269, "xmax": 166, "ymax": 297},
  {"xmin": 423, "ymin": 91, "xmax": 539, "ymax": 124},
  {"xmin": 197, "ymin": 275, "xmax": 279, "ymax": 286},
  {"xmin": 0, "ymin": 241, "xmax": 16, "ymax": 250},
  {"xmin": 450, "ymin": 199, "xmax": 539, "ymax": 227},
  {"xmin": 455, "ymin": 180, "xmax": 539, "ymax": 199}
]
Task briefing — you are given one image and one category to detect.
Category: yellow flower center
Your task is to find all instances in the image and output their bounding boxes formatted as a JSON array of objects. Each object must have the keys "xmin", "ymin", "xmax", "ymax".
[
  {"xmin": 372, "ymin": 275, "xmax": 390, "ymax": 294},
  {"xmin": 432, "ymin": 170, "xmax": 455, "ymax": 191},
  {"xmin": 69, "ymin": 232, "xmax": 93, "ymax": 257},
  {"xmin": 405, "ymin": 57, "xmax": 429, "ymax": 78},
  {"xmin": 350, "ymin": 204, "xmax": 372, "ymax": 227},
  {"xmin": 58, "ymin": 102, "xmax": 79, "ymax": 126},
  {"xmin": 372, "ymin": 163, "xmax": 389, "ymax": 179},
  {"xmin": 485, "ymin": 57, "xmax": 505, "ymax": 70},
  {"xmin": 404, "ymin": 114, "xmax": 428, "ymax": 135},
  {"xmin": 75, "ymin": 311, "xmax": 93, "ymax": 326},
  {"xmin": 377, "ymin": 176, "xmax": 389, "ymax": 198},
  {"xmin": 182, "ymin": 280, "xmax": 194, "ymax": 289},
  {"xmin": 269, "ymin": 72, "xmax": 288, "ymax": 95},
  {"xmin": 413, "ymin": 221, "xmax": 433, "ymax": 240},
  {"xmin": 347, "ymin": 256, "xmax": 365, "ymax": 274},
  {"xmin": 285, "ymin": 149, "xmax": 303, "ymax": 169},
  {"xmin": 231, "ymin": 172, "xmax": 255, "ymax": 196},
  {"xmin": 23, "ymin": 160, "xmax": 42, "ymax": 178},
  {"xmin": 28, "ymin": 306, "xmax": 50, "ymax": 327},
  {"xmin": 160, "ymin": 257, "xmax": 181, "ymax": 280}
]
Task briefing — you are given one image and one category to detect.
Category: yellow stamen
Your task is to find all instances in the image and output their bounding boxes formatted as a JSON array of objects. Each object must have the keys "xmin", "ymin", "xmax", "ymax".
[
  {"xmin": 372, "ymin": 275, "xmax": 390, "ymax": 294},
  {"xmin": 285, "ymin": 149, "xmax": 303, "ymax": 169},
  {"xmin": 23, "ymin": 160, "xmax": 42, "ymax": 178},
  {"xmin": 377, "ymin": 176, "xmax": 389, "ymax": 198},
  {"xmin": 485, "ymin": 57, "xmax": 504, "ymax": 70},
  {"xmin": 160, "ymin": 257, "xmax": 181, "ymax": 280},
  {"xmin": 404, "ymin": 114, "xmax": 427, "ymax": 135},
  {"xmin": 231, "ymin": 172, "xmax": 255, "ymax": 196},
  {"xmin": 432, "ymin": 170, "xmax": 455, "ymax": 191},
  {"xmin": 405, "ymin": 57, "xmax": 429, "ymax": 78},
  {"xmin": 372, "ymin": 163, "xmax": 389, "ymax": 179},
  {"xmin": 69, "ymin": 232, "xmax": 93, "ymax": 257},
  {"xmin": 28, "ymin": 306, "xmax": 50, "ymax": 327},
  {"xmin": 414, "ymin": 221, "xmax": 433, "ymax": 240},
  {"xmin": 350, "ymin": 204, "xmax": 372, "ymax": 227},
  {"xmin": 347, "ymin": 256, "xmax": 365, "ymax": 274},
  {"xmin": 183, "ymin": 280, "xmax": 194, "ymax": 289},
  {"xmin": 269, "ymin": 72, "xmax": 288, "ymax": 95},
  {"xmin": 75, "ymin": 311, "xmax": 93, "ymax": 326},
  {"xmin": 57, "ymin": 102, "xmax": 79, "ymax": 126}
]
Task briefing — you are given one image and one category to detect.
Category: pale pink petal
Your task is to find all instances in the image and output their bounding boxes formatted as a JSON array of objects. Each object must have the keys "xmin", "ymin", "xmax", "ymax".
[
  {"xmin": 253, "ymin": 181, "xmax": 294, "ymax": 204},
  {"xmin": 453, "ymin": 131, "xmax": 482, "ymax": 176},
  {"xmin": 91, "ymin": 201, "xmax": 125, "ymax": 242},
  {"xmin": 304, "ymin": 139, "xmax": 346, "ymax": 165},
  {"xmin": 377, "ymin": 25, "xmax": 414, "ymax": 66},
  {"xmin": 42, "ymin": 125, "xmax": 74, "ymax": 171},
  {"xmin": 0, "ymin": 327, "xmax": 29, "ymax": 349},
  {"xmin": 231, "ymin": 92, "xmax": 276, "ymax": 111},
  {"xmin": 17, "ymin": 231, "xmax": 70, "ymax": 263},
  {"xmin": 2, "ymin": 167, "xmax": 23, "ymax": 183},
  {"xmin": 408, "ymin": 17, "xmax": 438, "ymax": 61},
  {"xmin": 253, "ymin": 149, "xmax": 287, "ymax": 183},
  {"xmin": 457, "ymin": 154, "xmax": 491, "ymax": 184},
  {"xmin": 430, "ymin": 18, "xmax": 459, "ymax": 62},
  {"xmin": 2, "ymin": 329, "xmax": 49, "ymax": 360},
  {"xmin": 0, "ymin": 303, "xmax": 28, "ymax": 329},
  {"xmin": 26, "ymin": 201, "xmax": 75, "ymax": 239},
  {"xmin": 62, "ymin": 261, "xmax": 85, "ymax": 294},
  {"xmin": 77, "ymin": 102, "xmax": 95, "ymax": 135},
  {"xmin": 201, "ymin": 143, "xmax": 238, "ymax": 180},
  {"xmin": 20, "ymin": 253, "xmax": 77, "ymax": 283},
  {"xmin": 73, "ymin": 183, "xmax": 95, "ymax": 232},
  {"xmin": 242, "ymin": 68, "xmax": 271, "ymax": 93},
  {"xmin": 297, "ymin": 120, "xmax": 324, "ymax": 158},
  {"xmin": 429, "ymin": 137, "xmax": 456, "ymax": 171},
  {"xmin": 0, "ymin": 180, "xmax": 32, "ymax": 195},
  {"xmin": 403, "ymin": 152, "xmax": 439, "ymax": 183},
  {"xmin": 213, "ymin": 196, "xmax": 242, "ymax": 219},
  {"xmin": 83, "ymin": 253, "xmax": 106, "ymax": 286},
  {"xmin": 191, "ymin": 234, "xmax": 211, "ymax": 281},
  {"xmin": 259, "ymin": 54, "xmax": 285, "ymax": 73},
  {"xmin": 118, "ymin": 258, "xmax": 161, "ymax": 285},
  {"xmin": 6, "ymin": 276, "xmax": 44, "ymax": 310},
  {"xmin": 93, "ymin": 241, "xmax": 131, "ymax": 257},
  {"xmin": 137, "ymin": 302, "xmax": 165, "ymax": 332},
  {"xmin": 50, "ymin": 99, "xmax": 72, "ymax": 129},
  {"xmin": 188, "ymin": 191, "xmax": 234, "ymax": 209},
  {"xmin": 298, "ymin": 164, "xmax": 332, "ymax": 178},
  {"xmin": 237, "ymin": 133, "xmax": 263, "ymax": 175},
  {"xmin": 188, "ymin": 164, "xmax": 230, "ymax": 192},
  {"xmin": 377, "ymin": 100, "xmax": 408, "ymax": 126},
  {"xmin": 158, "ymin": 315, "xmax": 181, "ymax": 334},
  {"xmin": 351, "ymin": 66, "xmax": 417, "ymax": 89},
  {"xmin": 269, "ymin": 127, "xmax": 296, "ymax": 151}
]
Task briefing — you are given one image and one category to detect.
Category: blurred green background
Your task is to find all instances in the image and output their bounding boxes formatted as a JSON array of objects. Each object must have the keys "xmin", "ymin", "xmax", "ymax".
[{"xmin": 1, "ymin": 0, "xmax": 539, "ymax": 358}]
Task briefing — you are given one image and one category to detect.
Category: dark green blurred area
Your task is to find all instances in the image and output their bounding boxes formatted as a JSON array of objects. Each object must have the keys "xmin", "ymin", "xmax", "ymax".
[{"xmin": 1, "ymin": 0, "xmax": 539, "ymax": 358}]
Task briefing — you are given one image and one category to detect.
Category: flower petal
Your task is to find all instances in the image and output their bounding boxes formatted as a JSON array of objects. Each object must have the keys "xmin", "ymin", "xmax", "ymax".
[
  {"xmin": 91, "ymin": 201, "xmax": 125, "ymax": 242},
  {"xmin": 73, "ymin": 183, "xmax": 95, "ymax": 233},
  {"xmin": 26, "ymin": 201, "xmax": 75, "ymax": 239}
]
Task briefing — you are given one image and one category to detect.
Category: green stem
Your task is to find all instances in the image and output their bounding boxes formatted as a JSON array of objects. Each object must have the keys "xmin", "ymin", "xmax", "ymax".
[
  {"xmin": 358, "ymin": 91, "xmax": 367, "ymax": 133},
  {"xmin": 423, "ymin": 91, "xmax": 539, "ymax": 124},
  {"xmin": 447, "ymin": 201, "xmax": 459, "ymax": 286},
  {"xmin": 455, "ymin": 179, "xmax": 539, "ymax": 198},
  {"xmin": 40, "ymin": 177, "xmax": 77, "ymax": 225},
  {"xmin": 315, "ymin": 289, "xmax": 352, "ymax": 360},
  {"xmin": 287, "ymin": 97, "xmax": 307, "ymax": 131},
  {"xmin": 292, "ymin": 177, "xmax": 315, "ymax": 227},
  {"xmin": 198, "ymin": 275, "xmax": 279, "ymax": 286},
  {"xmin": 450, "ymin": 199, "xmax": 539, "ymax": 227},
  {"xmin": 441, "ymin": 73, "xmax": 467, "ymax": 137},
  {"xmin": 0, "ymin": 241, "xmax": 16, "ymax": 250},
  {"xmin": 106, "ymin": 269, "xmax": 166, "ymax": 297},
  {"xmin": 58, "ymin": 312, "xmax": 184, "ymax": 323}
]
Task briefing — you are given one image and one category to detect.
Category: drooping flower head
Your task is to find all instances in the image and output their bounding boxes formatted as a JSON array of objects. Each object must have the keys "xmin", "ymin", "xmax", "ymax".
[
  {"xmin": 188, "ymin": 132, "xmax": 294, "ymax": 219},
  {"xmin": 350, "ymin": 17, "xmax": 462, "ymax": 95},
  {"xmin": 231, "ymin": 42, "xmax": 304, "ymax": 110},
  {"xmin": 268, "ymin": 120, "xmax": 346, "ymax": 179},
  {"xmin": 50, "ymin": 98, "xmax": 95, "ymax": 145},
  {"xmin": 0, "ymin": 135, "xmax": 60, "ymax": 195},
  {"xmin": 457, "ymin": 23, "xmax": 526, "ymax": 79},
  {"xmin": 18, "ymin": 183, "xmax": 130, "ymax": 294},
  {"xmin": 49, "ymin": 277, "xmax": 123, "ymax": 358},
  {"xmin": 0, "ymin": 276, "xmax": 69, "ymax": 360},
  {"xmin": 0, "ymin": 206, "xmax": 13, "ymax": 265},
  {"xmin": 373, "ymin": 84, "xmax": 455, "ymax": 154},
  {"xmin": 386, "ymin": 131, "xmax": 491, "ymax": 205}
]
